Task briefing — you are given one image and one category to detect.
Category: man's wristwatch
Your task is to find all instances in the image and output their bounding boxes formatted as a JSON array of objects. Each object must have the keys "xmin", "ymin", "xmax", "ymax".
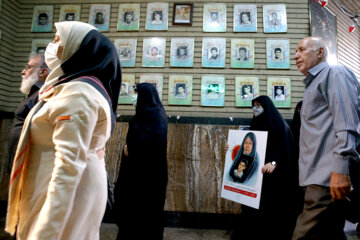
[{"xmin": 271, "ymin": 161, "xmax": 277, "ymax": 167}]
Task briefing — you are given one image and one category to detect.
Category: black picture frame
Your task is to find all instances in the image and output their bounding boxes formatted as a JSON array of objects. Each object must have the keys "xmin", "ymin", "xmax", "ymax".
[{"xmin": 172, "ymin": 3, "xmax": 193, "ymax": 26}]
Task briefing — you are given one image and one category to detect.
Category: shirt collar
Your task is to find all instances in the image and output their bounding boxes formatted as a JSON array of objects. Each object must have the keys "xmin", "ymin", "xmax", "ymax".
[{"xmin": 303, "ymin": 61, "xmax": 329, "ymax": 87}]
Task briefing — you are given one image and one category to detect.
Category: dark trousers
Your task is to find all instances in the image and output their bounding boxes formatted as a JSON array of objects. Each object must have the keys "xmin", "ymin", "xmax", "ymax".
[{"xmin": 292, "ymin": 185, "xmax": 347, "ymax": 240}]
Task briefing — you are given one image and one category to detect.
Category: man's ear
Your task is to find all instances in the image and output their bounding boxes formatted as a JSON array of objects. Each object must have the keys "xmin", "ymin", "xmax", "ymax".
[
  {"xmin": 38, "ymin": 68, "xmax": 49, "ymax": 80},
  {"xmin": 317, "ymin": 47, "xmax": 325, "ymax": 59}
]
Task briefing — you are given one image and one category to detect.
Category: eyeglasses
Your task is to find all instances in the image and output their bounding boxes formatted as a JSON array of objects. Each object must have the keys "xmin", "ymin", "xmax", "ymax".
[{"xmin": 24, "ymin": 64, "xmax": 40, "ymax": 70}]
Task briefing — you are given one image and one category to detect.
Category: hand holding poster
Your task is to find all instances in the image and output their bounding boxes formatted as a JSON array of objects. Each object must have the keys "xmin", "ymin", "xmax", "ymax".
[{"xmin": 221, "ymin": 130, "xmax": 267, "ymax": 209}]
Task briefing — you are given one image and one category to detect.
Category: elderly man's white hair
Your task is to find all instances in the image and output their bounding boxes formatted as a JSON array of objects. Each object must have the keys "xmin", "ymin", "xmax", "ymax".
[{"xmin": 311, "ymin": 37, "xmax": 328, "ymax": 60}]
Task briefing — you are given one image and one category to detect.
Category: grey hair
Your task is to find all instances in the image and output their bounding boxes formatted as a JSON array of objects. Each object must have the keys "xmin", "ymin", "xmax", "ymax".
[
  {"xmin": 311, "ymin": 37, "xmax": 328, "ymax": 60},
  {"xmin": 28, "ymin": 53, "xmax": 49, "ymax": 70}
]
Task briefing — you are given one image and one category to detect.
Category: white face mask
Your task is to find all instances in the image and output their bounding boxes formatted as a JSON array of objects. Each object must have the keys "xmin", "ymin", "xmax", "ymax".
[
  {"xmin": 131, "ymin": 94, "xmax": 138, "ymax": 106},
  {"xmin": 45, "ymin": 42, "xmax": 62, "ymax": 70},
  {"xmin": 253, "ymin": 106, "xmax": 264, "ymax": 117}
]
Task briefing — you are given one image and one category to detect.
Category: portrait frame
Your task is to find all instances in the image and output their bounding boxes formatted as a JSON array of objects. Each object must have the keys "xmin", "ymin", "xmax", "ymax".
[
  {"xmin": 231, "ymin": 39, "xmax": 254, "ymax": 69},
  {"xmin": 142, "ymin": 37, "xmax": 166, "ymax": 68},
  {"xmin": 263, "ymin": 4, "xmax": 287, "ymax": 33},
  {"xmin": 266, "ymin": 39, "xmax": 290, "ymax": 69},
  {"xmin": 145, "ymin": 2, "xmax": 169, "ymax": 31},
  {"xmin": 31, "ymin": 39, "xmax": 52, "ymax": 55},
  {"xmin": 267, "ymin": 77, "xmax": 291, "ymax": 108},
  {"xmin": 139, "ymin": 74, "xmax": 164, "ymax": 101},
  {"xmin": 170, "ymin": 37, "xmax": 194, "ymax": 67},
  {"xmin": 201, "ymin": 75, "xmax": 225, "ymax": 107},
  {"xmin": 202, "ymin": 38, "xmax": 226, "ymax": 68},
  {"xmin": 114, "ymin": 38, "xmax": 137, "ymax": 68},
  {"xmin": 168, "ymin": 75, "xmax": 193, "ymax": 105},
  {"xmin": 234, "ymin": 4, "xmax": 257, "ymax": 32},
  {"xmin": 31, "ymin": 5, "xmax": 53, "ymax": 32},
  {"xmin": 203, "ymin": 3, "xmax": 227, "ymax": 32},
  {"xmin": 117, "ymin": 4, "xmax": 140, "ymax": 31},
  {"xmin": 235, "ymin": 76, "xmax": 259, "ymax": 107},
  {"xmin": 310, "ymin": 1, "xmax": 337, "ymax": 64},
  {"xmin": 172, "ymin": 3, "xmax": 193, "ymax": 26},
  {"xmin": 118, "ymin": 74, "xmax": 136, "ymax": 104},
  {"xmin": 58, "ymin": 5, "xmax": 81, "ymax": 22},
  {"xmin": 88, "ymin": 4, "xmax": 111, "ymax": 32}
]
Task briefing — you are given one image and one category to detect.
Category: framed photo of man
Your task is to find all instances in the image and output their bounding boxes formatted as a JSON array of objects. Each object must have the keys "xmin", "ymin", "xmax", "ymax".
[
  {"xmin": 170, "ymin": 38, "xmax": 194, "ymax": 67},
  {"xmin": 202, "ymin": 38, "xmax": 226, "ymax": 68},
  {"xmin": 117, "ymin": 4, "xmax": 140, "ymax": 31},
  {"xmin": 31, "ymin": 39, "xmax": 52, "ymax": 55},
  {"xmin": 201, "ymin": 75, "xmax": 225, "ymax": 107},
  {"xmin": 203, "ymin": 3, "xmax": 227, "ymax": 32},
  {"xmin": 173, "ymin": 3, "xmax": 193, "ymax": 26},
  {"xmin": 118, "ymin": 74, "xmax": 136, "ymax": 104},
  {"xmin": 142, "ymin": 37, "xmax": 166, "ymax": 67},
  {"xmin": 267, "ymin": 77, "xmax": 291, "ymax": 108},
  {"xmin": 168, "ymin": 75, "xmax": 193, "ymax": 105},
  {"xmin": 263, "ymin": 4, "xmax": 287, "ymax": 33},
  {"xmin": 114, "ymin": 38, "xmax": 137, "ymax": 68},
  {"xmin": 235, "ymin": 76, "xmax": 259, "ymax": 107},
  {"xmin": 31, "ymin": 5, "xmax": 53, "ymax": 32},
  {"xmin": 231, "ymin": 39, "xmax": 254, "ymax": 68},
  {"xmin": 59, "ymin": 5, "xmax": 81, "ymax": 22},
  {"xmin": 145, "ymin": 2, "xmax": 168, "ymax": 31},
  {"xmin": 88, "ymin": 4, "xmax": 111, "ymax": 32},
  {"xmin": 234, "ymin": 4, "xmax": 257, "ymax": 32},
  {"xmin": 139, "ymin": 74, "xmax": 164, "ymax": 101},
  {"xmin": 266, "ymin": 39, "xmax": 290, "ymax": 69}
]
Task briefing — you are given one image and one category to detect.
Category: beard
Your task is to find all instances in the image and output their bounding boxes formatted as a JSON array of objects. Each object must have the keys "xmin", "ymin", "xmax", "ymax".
[{"xmin": 20, "ymin": 69, "xmax": 40, "ymax": 95}]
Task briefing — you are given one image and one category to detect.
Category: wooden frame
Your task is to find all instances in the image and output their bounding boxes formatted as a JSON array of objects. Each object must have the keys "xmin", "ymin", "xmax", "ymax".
[{"xmin": 172, "ymin": 3, "xmax": 193, "ymax": 26}]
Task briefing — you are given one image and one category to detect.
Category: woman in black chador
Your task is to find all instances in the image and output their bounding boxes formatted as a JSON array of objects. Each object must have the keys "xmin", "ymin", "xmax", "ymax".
[{"xmin": 114, "ymin": 83, "xmax": 168, "ymax": 240}]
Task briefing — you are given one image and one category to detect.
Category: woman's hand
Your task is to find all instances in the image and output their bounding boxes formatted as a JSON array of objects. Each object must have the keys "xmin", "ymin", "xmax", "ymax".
[
  {"xmin": 124, "ymin": 144, "xmax": 128, "ymax": 157},
  {"xmin": 262, "ymin": 162, "xmax": 276, "ymax": 174},
  {"xmin": 224, "ymin": 144, "xmax": 229, "ymax": 152}
]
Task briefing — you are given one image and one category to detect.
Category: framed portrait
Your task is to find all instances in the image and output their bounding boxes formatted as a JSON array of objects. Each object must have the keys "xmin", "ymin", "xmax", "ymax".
[
  {"xmin": 203, "ymin": 3, "xmax": 227, "ymax": 32},
  {"xmin": 231, "ymin": 39, "xmax": 254, "ymax": 69},
  {"xmin": 267, "ymin": 77, "xmax": 291, "ymax": 108},
  {"xmin": 31, "ymin": 39, "xmax": 52, "ymax": 55},
  {"xmin": 201, "ymin": 75, "xmax": 225, "ymax": 107},
  {"xmin": 88, "ymin": 4, "xmax": 111, "ymax": 32},
  {"xmin": 170, "ymin": 38, "xmax": 194, "ymax": 67},
  {"xmin": 31, "ymin": 5, "xmax": 53, "ymax": 32},
  {"xmin": 118, "ymin": 74, "xmax": 136, "ymax": 104},
  {"xmin": 145, "ymin": 2, "xmax": 168, "ymax": 31},
  {"xmin": 202, "ymin": 38, "xmax": 226, "ymax": 68},
  {"xmin": 310, "ymin": 1, "xmax": 337, "ymax": 64},
  {"xmin": 263, "ymin": 4, "xmax": 287, "ymax": 33},
  {"xmin": 59, "ymin": 5, "xmax": 81, "ymax": 22},
  {"xmin": 172, "ymin": 3, "xmax": 193, "ymax": 26},
  {"xmin": 266, "ymin": 39, "xmax": 290, "ymax": 69},
  {"xmin": 168, "ymin": 75, "xmax": 193, "ymax": 105},
  {"xmin": 139, "ymin": 74, "xmax": 164, "ymax": 101},
  {"xmin": 235, "ymin": 76, "xmax": 259, "ymax": 107},
  {"xmin": 234, "ymin": 4, "xmax": 257, "ymax": 32},
  {"xmin": 142, "ymin": 37, "xmax": 166, "ymax": 67},
  {"xmin": 114, "ymin": 38, "xmax": 137, "ymax": 68},
  {"xmin": 117, "ymin": 4, "xmax": 140, "ymax": 31}
]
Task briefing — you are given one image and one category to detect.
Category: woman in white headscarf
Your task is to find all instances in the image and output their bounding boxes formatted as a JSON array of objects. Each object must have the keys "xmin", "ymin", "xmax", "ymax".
[{"xmin": 6, "ymin": 21, "xmax": 121, "ymax": 239}]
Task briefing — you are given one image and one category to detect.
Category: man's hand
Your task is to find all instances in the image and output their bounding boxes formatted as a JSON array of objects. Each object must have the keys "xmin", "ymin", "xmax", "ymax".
[
  {"xmin": 262, "ymin": 162, "xmax": 276, "ymax": 174},
  {"xmin": 330, "ymin": 172, "xmax": 351, "ymax": 200}
]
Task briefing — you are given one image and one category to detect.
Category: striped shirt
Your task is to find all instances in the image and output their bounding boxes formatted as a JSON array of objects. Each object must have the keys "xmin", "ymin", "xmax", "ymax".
[{"xmin": 299, "ymin": 62, "xmax": 360, "ymax": 187}]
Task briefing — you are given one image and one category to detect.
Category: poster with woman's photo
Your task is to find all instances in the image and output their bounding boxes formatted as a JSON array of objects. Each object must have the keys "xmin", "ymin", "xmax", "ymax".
[
  {"xmin": 221, "ymin": 130, "xmax": 267, "ymax": 209},
  {"xmin": 31, "ymin": 5, "xmax": 53, "ymax": 32},
  {"xmin": 58, "ymin": 5, "xmax": 81, "ymax": 22},
  {"xmin": 234, "ymin": 4, "xmax": 257, "ymax": 32},
  {"xmin": 266, "ymin": 39, "xmax": 290, "ymax": 69},
  {"xmin": 267, "ymin": 77, "xmax": 291, "ymax": 108},
  {"xmin": 203, "ymin": 3, "xmax": 226, "ymax": 32},
  {"xmin": 118, "ymin": 74, "xmax": 136, "ymax": 104},
  {"xmin": 170, "ymin": 38, "xmax": 194, "ymax": 67},
  {"xmin": 88, "ymin": 4, "xmax": 110, "ymax": 32},
  {"xmin": 114, "ymin": 38, "xmax": 137, "ymax": 67},
  {"xmin": 139, "ymin": 74, "xmax": 163, "ymax": 101},
  {"xmin": 31, "ymin": 39, "xmax": 52, "ymax": 55},
  {"xmin": 263, "ymin": 4, "xmax": 287, "ymax": 33},
  {"xmin": 231, "ymin": 39, "xmax": 254, "ymax": 68},
  {"xmin": 142, "ymin": 37, "xmax": 166, "ymax": 67},
  {"xmin": 235, "ymin": 76, "xmax": 259, "ymax": 107},
  {"xmin": 201, "ymin": 75, "xmax": 225, "ymax": 107},
  {"xmin": 117, "ymin": 4, "xmax": 140, "ymax": 31},
  {"xmin": 168, "ymin": 75, "xmax": 193, "ymax": 105},
  {"xmin": 145, "ymin": 2, "xmax": 168, "ymax": 31},
  {"xmin": 202, "ymin": 38, "xmax": 226, "ymax": 68}
]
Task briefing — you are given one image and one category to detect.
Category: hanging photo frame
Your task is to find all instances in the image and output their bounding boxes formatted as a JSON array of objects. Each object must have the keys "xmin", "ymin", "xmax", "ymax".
[
  {"xmin": 263, "ymin": 4, "xmax": 287, "ymax": 33},
  {"xmin": 172, "ymin": 3, "xmax": 193, "ymax": 26},
  {"xmin": 118, "ymin": 74, "xmax": 136, "ymax": 104},
  {"xmin": 142, "ymin": 37, "xmax": 166, "ymax": 67},
  {"xmin": 114, "ymin": 38, "xmax": 137, "ymax": 68},
  {"xmin": 234, "ymin": 4, "xmax": 257, "ymax": 32},
  {"xmin": 31, "ymin": 39, "xmax": 52, "ymax": 55},
  {"xmin": 168, "ymin": 74, "xmax": 193, "ymax": 105},
  {"xmin": 235, "ymin": 76, "xmax": 259, "ymax": 107},
  {"xmin": 145, "ymin": 2, "xmax": 169, "ymax": 31},
  {"xmin": 117, "ymin": 4, "xmax": 140, "ymax": 31},
  {"xmin": 203, "ymin": 3, "xmax": 227, "ymax": 32},
  {"xmin": 170, "ymin": 38, "xmax": 194, "ymax": 67},
  {"xmin": 266, "ymin": 39, "xmax": 290, "ymax": 69},
  {"xmin": 201, "ymin": 75, "xmax": 225, "ymax": 107},
  {"xmin": 59, "ymin": 5, "xmax": 81, "ymax": 22},
  {"xmin": 231, "ymin": 39, "xmax": 254, "ymax": 69},
  {"xmin": 89, "ymin": 4, "xmax": 111, "ymax": 32},
  {"xmin": 267, "ymin": 77, "xmax": 291, "ymax": 108},
  {"xmin": 31, "ymin": 5, "xmax": 53, "ymax": 32},
  {"xmin": 202, "ymin": 38, "xmax": 226, "ymax": 68}
]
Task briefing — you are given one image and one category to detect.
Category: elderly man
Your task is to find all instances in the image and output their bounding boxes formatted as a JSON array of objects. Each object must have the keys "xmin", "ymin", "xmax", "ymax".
[
  {"xmin": 292, "ymin": 37, "xmax": 360, "ymax": 239},
  {"xmin": 8, "ymin": 54, "xmax": 49, "ymax": 171}
]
